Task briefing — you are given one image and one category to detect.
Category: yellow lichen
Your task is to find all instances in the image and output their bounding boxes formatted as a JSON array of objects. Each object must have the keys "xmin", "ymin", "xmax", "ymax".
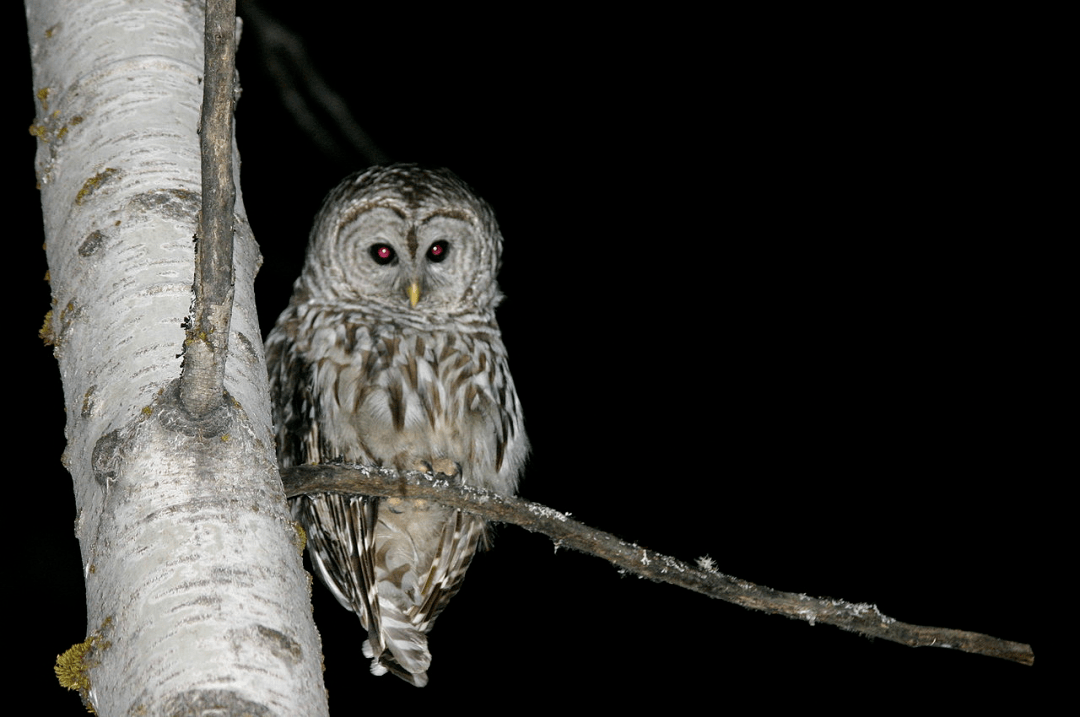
[
  {"xmin": 75, "ymin": 169, "xmax": 119, "ymax": 206},
  {"xmin": 81, "ymin": 386, "xmax": 96, "ymax": 418},
  {"xmin": 39, "ymin": 310, "xmax": 54, "ymax": 346},
  {"xmin": 55, "ymin": 618, "xmax": 112, "ymax": 715},
  {"xmin": 293, "ymin": 521, "xmax": 308, "ymax": 554}
]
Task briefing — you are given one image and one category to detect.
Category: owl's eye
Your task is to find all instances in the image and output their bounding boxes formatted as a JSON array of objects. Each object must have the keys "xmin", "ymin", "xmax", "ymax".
[
  {"xmin": 426, "ymin": 241, "xmax": 450, "ymax": 263},
  {"xmin": 369, "ymin": 244, "xmax": 396, "ymax": 265}
]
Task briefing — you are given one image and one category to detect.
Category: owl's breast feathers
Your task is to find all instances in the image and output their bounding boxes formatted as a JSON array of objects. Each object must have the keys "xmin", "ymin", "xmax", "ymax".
[{"xmin": 270, "ymin": 304, "xmax": 525, "ymax": 494}]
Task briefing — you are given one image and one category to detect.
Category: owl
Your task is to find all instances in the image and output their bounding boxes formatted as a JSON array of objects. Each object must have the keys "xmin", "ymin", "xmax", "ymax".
[{"xmin": 265, "ymin": 164, "xmax": 528, "ymax": 687}]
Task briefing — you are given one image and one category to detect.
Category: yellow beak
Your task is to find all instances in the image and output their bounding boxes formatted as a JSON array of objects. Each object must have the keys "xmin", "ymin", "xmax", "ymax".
[{"xmin": 407, "ymin": 281, "xmax": 421, "ymax": 307}]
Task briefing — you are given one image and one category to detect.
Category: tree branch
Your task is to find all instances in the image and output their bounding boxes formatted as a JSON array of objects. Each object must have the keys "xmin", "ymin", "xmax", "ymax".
[
  {"xmin": 181, "ymin": 0, "xmax": 237, "ymax": 418},
  {"xmin": 237, "ymin": 0, "xmax": 390, "ymax": 165},
  {"xmin": 282, "ymin": 464, "xmax": 1034, "ymax": 668}
]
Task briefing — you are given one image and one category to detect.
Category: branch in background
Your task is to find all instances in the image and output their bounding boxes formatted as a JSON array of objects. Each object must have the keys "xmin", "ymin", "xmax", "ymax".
[
  {"xmin": 282, "ymin": 464, "xmax": 1034, "ymax": 667},
  {"xmin": 237, "ymin": 0, "xmax": 390, "ymax": 165},
  {"xmin": 181, "ymin": 0, "xmax": 238, "ymax": 418}
]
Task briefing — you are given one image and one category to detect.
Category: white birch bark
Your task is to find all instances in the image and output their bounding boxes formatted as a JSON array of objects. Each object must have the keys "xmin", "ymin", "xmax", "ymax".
[{"xmin": 27, "ymin": 1, "xmax": 327, "ymax": 714}]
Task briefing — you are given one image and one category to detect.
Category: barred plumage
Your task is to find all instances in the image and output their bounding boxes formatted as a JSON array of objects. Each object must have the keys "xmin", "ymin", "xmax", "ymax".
[{"xmin": 266, "ymin": 165, "xmax": 527, "ymax": 686}]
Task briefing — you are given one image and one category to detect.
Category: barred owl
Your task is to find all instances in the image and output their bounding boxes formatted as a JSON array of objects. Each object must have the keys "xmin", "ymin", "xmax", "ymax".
[{"xmin": 266, "ymin": 164, "xmax": 527, "ymax": 687}]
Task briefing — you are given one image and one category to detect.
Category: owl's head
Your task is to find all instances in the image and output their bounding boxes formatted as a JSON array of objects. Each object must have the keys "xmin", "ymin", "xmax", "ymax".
[{"xmin": 297, "ymin": 164, "xmax": 504, "ymax": 316}]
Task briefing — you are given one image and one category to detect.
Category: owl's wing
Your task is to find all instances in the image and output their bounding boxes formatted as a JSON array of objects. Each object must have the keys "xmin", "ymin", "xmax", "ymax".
[
  {"xmin": 266, "ymin": 319, "xmax": 323, "ymax": 468},
  {"xmin": 292, "ymin": 493, "xmax": 382, "ymax": 635},
  {"xmin": 296, "ymin": 492, "xmax": 484, "ymax": 688},
  {"xmin": 352, "ymin": 504, "xmax": 482, "ymax": 687},
  {"xmin": 270, "ymin": 324, "xmax": 397, "ymax": 673},
  {"xmin": 411, "ymin": 510, "xmax": 485, "ymax": 633}
]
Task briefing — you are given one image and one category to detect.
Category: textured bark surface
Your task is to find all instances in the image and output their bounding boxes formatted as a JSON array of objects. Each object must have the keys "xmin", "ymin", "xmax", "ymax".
[{"xmin": 27, "ymin": 1, "xmax": 326, "ymax": 714}]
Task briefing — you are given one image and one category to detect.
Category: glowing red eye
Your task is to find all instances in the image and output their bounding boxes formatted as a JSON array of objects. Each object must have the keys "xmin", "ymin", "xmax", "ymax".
[
  {"xmin": 370, "ymin": 244, "xmax": 396, "ymax": 265},
  {"xmin": 427, "ymin": 241, "xmax": 449, "ymax": 263}
]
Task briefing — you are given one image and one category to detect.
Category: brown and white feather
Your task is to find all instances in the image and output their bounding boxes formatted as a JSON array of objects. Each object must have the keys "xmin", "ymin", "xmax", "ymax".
[{"xmin": 266, "ymin": 165, "xmax": 527, "ymax": 687}]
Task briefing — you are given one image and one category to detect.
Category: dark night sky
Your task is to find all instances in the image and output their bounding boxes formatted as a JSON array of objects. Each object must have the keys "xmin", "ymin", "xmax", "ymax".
[{"xmin": 11, "ymin": 3, "xmax": 1046, "ymax": 713}]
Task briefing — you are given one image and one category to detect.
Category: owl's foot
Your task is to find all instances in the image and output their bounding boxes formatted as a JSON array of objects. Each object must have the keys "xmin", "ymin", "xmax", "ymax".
[
  {"xmin": 410, "ymin": 458, "xmax": 463, "ymax": 484},
  {"xmin": 390, "ymin": 459, "xmax": 463, "ymax": 514},
  {"xmin": 430, "ymin": 458, "xmax": 462, "ymax": 483}
]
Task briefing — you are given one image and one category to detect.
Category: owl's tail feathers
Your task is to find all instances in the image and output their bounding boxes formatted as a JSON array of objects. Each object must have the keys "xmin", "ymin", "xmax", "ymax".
[{"xmin": 362, "ymin": 618, "xmax": 431, "ymax": 687}]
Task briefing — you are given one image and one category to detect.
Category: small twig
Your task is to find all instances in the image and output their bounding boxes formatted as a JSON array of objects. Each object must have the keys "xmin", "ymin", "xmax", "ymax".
[
  {"xmin": 181, "ymin": 0, "xmax": 237, "ymax": 418},
  {"xmin": 282, "ymin": 464, "xmax": 1034, "ymax": 667}
]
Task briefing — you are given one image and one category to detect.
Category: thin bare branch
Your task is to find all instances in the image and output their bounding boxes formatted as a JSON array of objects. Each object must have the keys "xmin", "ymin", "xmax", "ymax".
[
  {"xmin": 282, "ymin": 463, "xmax": 1034, "ymax": 667},
  {"xmin": 238, "ymin": 0, "xmax": 390, "ymax": 165},
  {"xmin": 181, "ymin": 0, "xmax": 237, "ymax": 417}
]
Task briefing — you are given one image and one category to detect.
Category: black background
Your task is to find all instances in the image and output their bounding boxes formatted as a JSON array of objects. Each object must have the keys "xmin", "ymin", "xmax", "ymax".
[{"xmin": 12, "ymin": 2, "xmax": 1046, "ymax": 713}]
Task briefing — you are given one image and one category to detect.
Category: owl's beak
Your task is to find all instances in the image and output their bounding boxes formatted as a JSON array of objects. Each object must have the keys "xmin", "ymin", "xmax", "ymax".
[{"xmin": 407, "ymin": 280, "xmax": 421, "ymax": 307}]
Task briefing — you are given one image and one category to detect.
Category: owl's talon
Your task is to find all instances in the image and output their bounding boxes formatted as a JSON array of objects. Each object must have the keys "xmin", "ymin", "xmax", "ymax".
[
  {"xmin": 410, "ymin": 460, "xmax": 434, "ymax": 475},
  {"xmin": 431, "ymin": 458, "xmax": 462, "ymax": 483}
]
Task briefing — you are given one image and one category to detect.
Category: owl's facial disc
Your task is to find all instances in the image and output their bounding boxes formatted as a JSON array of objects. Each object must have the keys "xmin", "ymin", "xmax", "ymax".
[{"xmin": 340, "ymin": 204, "xmax": 479, "ymax": 309}]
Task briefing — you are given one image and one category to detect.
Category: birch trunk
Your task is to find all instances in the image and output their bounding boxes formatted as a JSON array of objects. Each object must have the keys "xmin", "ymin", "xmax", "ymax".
[{"xmin": 27, "ymin": 1, "xmax": 327, "ymax": 714}]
